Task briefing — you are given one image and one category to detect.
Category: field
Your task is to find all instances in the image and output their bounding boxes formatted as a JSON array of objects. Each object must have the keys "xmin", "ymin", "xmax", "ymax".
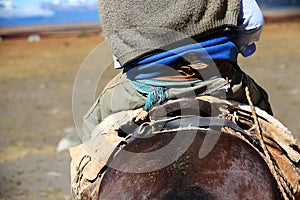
[{"xmin": 0, "ymin": 21, "xmax": 300, "ymax": 199}]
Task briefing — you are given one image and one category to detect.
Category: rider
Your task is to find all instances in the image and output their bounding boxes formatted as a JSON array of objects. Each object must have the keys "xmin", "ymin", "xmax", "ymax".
[{"xmin": 82, "ymin": 0, "xmax": 273, "ymax": 137}]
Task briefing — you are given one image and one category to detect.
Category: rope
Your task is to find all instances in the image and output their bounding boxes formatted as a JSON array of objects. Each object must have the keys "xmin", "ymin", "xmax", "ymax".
[
  {"xmin": 245, "ymin": 87, "xmax": 293, "ymax": 200},
  {"xmin": 130, "ymin": 79, "xmax": 201, "ymax": 111},
  {"xmin": 143, "ymin": 86, "xmax": 166, "ymax": 111},
  {"xmin": 129, "ymin": 78, "xmax": 222, "ymax": 111}
]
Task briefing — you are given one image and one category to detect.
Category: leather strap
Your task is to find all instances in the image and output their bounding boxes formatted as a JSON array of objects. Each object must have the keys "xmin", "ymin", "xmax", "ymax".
[
  {"xmin": 132, "ymin": 116, "xmax": 257, "ymax": 145},
  {"xmin": 150, "ymin": 60, "xmax": 234, "ymax": 81}
]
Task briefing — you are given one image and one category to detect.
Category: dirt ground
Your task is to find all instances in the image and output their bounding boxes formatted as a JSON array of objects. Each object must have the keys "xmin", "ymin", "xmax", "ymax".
[{"xmin": 0, "ymin": 22, "xmax": 300, "ymax": 199}]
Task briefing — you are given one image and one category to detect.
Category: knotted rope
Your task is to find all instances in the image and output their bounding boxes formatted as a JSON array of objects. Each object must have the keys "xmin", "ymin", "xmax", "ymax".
[{"xmin": 129, "ymin": 79, "xmax": 201, "ymax": 111}]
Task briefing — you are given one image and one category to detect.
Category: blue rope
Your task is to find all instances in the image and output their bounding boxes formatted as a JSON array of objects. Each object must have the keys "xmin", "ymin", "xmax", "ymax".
[
  {"xmin": 143, "ymin": 86, "xmax": 166, "ymax": 111},
  {"xmin": 129, "ymin": 80, "xmax": 167, "ymax": 111},
  {"xmin": 129, "ymin": 79, "xmax": 206, "ymax": 111}
]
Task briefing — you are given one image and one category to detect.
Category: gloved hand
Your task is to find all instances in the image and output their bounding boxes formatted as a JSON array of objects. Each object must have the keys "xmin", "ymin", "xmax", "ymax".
[
  {"xmin": 242, "ymin": 43, "xmax": 256, "ymax": 57},
  {"xmin": 234, "ymin": 26, "xmax": 262, "ymax": 57},
  {"xmin": 236, "ymin": 0, "xmax": 264, "ymax": 57}
]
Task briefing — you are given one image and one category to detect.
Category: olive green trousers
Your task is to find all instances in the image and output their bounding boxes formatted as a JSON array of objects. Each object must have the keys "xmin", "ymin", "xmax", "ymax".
[{"xmin": 82, "ymin": 63, "xmax": 272, "ymax": 137}]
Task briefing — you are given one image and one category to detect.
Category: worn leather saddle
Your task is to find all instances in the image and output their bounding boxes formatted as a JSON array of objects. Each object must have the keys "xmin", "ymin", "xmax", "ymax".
[{"xmin": 70, "ymin": 96, "xmax": 300, "ymax": 200}]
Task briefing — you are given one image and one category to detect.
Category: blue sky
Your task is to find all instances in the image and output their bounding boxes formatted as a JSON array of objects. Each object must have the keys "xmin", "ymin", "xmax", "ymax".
[
  {"xmin": 1, "ymin": 0, "xmax": 299, "ymax": 26},
  {"xmin": 2, "ymin": 0, "xmax": 300, "ymax": 19},
  {"xmin": 0, "ymin": 0, "xmax": 97, "ymax": 18}
]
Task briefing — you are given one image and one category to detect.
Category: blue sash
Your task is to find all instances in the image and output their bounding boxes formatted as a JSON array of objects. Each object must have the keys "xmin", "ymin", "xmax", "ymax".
[{"xmin": 124, "ymin": 34, "xmax": 239, "ymax": 80}]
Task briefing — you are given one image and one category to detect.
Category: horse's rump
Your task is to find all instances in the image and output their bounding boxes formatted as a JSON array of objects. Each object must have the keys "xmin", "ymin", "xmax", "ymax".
[
  {"xmin": 99, "ymin": 130, "xmax": 280, "ymax": 200},
  {"xmin": 70, "ymin": 97, "xmax": 300, "ymax": 200}
]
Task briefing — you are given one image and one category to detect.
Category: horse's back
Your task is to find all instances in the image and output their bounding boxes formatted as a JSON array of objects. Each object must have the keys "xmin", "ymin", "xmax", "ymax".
[{"xmin": 99, "ymin": 130, "xmax": 280, "ymax": 200}]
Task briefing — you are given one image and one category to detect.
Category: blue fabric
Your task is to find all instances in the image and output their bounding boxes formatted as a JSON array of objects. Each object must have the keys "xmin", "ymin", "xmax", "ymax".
[{"xmin": 124, "ymin": 34, "xmax": 239, "ymax": 80}]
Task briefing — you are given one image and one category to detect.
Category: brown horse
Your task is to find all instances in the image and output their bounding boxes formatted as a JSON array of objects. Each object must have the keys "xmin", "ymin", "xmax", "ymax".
[{"xmin": 98, "ymin": 128, "xmax": 281, "ymax": 199}]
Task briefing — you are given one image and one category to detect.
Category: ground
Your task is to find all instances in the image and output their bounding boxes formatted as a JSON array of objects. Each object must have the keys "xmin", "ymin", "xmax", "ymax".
[{"xmin": 0, "ymin": 22, "xmax": 299, "ymax": 199}]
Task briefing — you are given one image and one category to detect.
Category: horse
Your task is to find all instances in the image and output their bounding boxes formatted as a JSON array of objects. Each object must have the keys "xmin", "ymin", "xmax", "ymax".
[
  {"xmin": 97, "ymin": 98, "xmax": 282, "ymax": 200},
  {"xmin": 71, "ymin": 97, "xmax": 300, "ymax": 199}
]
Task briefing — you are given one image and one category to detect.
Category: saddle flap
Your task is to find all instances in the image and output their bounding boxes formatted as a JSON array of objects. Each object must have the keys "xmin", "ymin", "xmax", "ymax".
[
  {"xmin": 259, "ymin": 118, "xmax": 300, "ymax": 163},
  {"xmin": 70, "ymin": 144, "xmax": 104, "ymax": 181}
]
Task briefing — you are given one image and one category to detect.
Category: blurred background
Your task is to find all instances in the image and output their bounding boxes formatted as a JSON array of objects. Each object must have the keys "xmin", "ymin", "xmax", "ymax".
[{"xmin": 0, "ymin": 0, "xmax": 300, "ymax": 199}]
